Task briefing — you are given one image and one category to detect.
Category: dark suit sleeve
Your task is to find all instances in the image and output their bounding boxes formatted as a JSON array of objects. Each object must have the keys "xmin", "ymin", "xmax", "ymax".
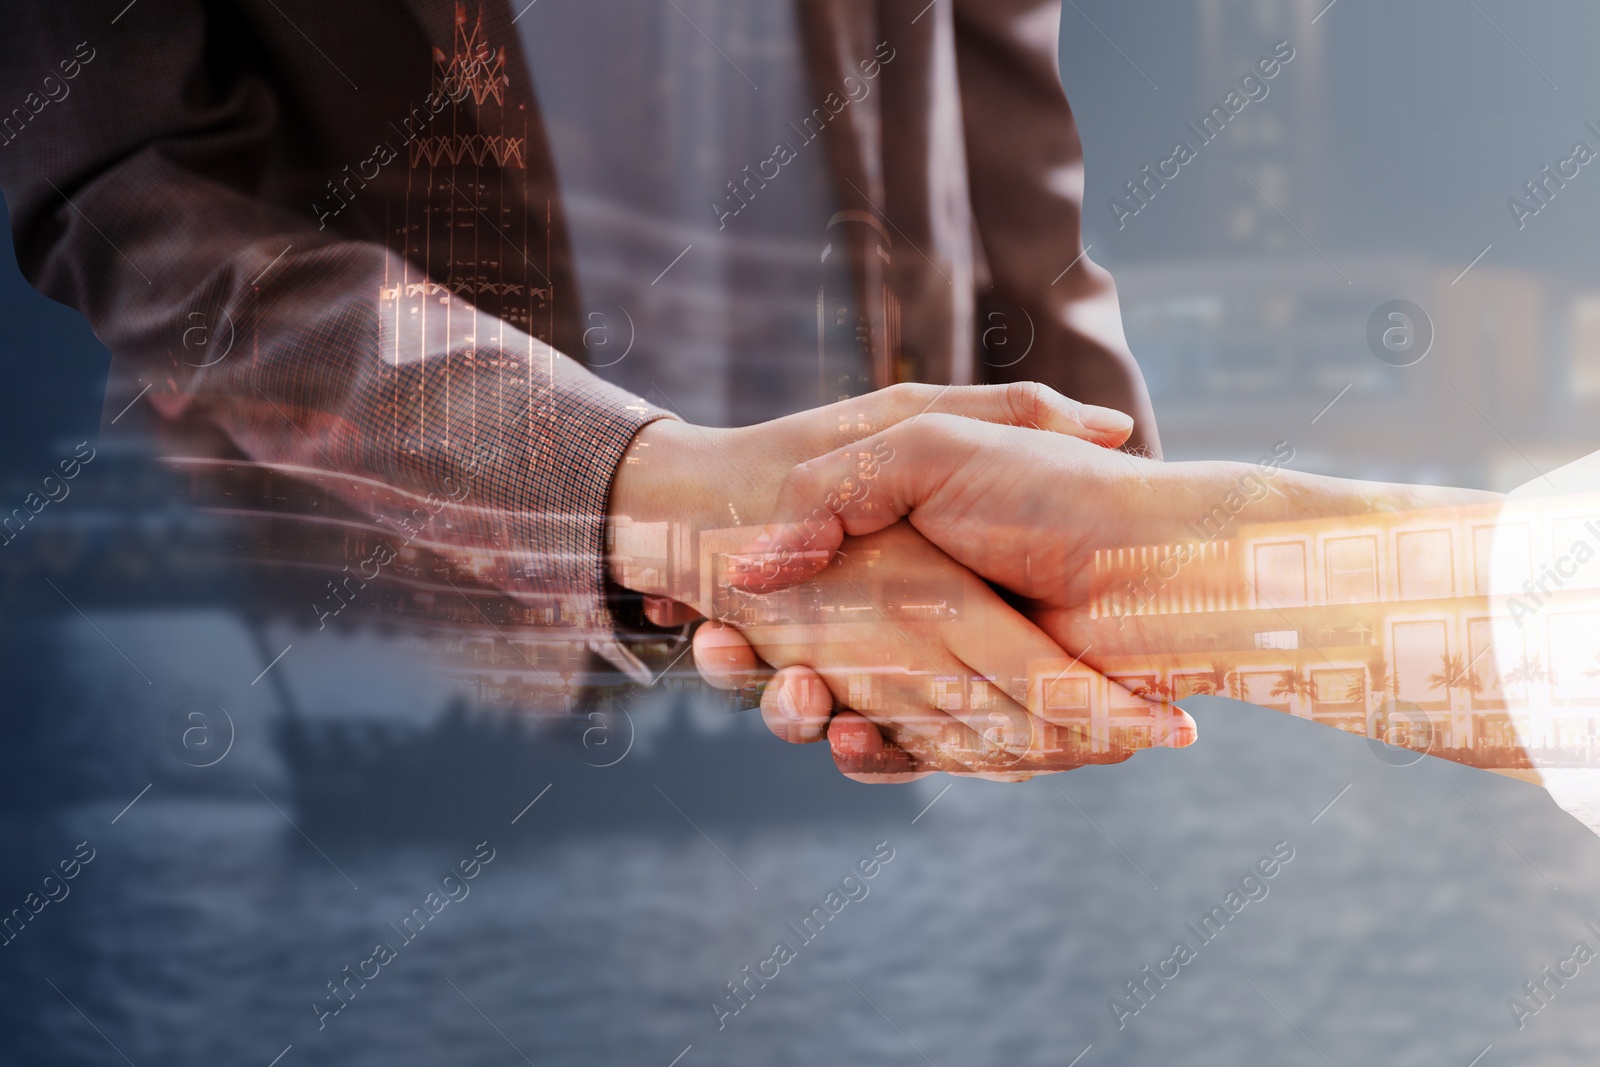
[
  {"xmin": 0, "ymin": 3, "xmax": 667, "ymax": 663},
  {"xmin": 952, "ymin": 0, "xmax": 1161, "ymax": 455}
]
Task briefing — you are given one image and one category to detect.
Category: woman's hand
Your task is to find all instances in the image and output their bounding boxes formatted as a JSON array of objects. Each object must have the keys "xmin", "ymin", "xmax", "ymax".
[
  {"xmin": 724, "ymin": 415, "xmax": 1494, "ymax": 776},
  {"xmin": 740, "ymin": 415, "xmax": 1492, "ymax": 649},
  {"xmin": 692, "ymin": 520, "xmax": 1197, "ymax": 781}
]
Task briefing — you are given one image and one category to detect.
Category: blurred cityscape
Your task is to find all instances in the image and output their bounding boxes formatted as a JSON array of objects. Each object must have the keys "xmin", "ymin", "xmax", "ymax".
[
  {"xmin": 16, "ymin": 7, "xmax": 1600, "ymax": 1064},
  {"xmin": 1092, "ymin": 0, "xmax": 1600, "ymax": 490},
  {"xmin": 9, "ymin": 0, "xmax": 1600, "ymax": 789}
]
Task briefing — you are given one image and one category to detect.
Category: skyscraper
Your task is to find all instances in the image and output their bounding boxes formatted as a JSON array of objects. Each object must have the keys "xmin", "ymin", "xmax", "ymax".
[{"xmin": 1196, "ymin": 0, "xmax": 1325, "ymax": 252}]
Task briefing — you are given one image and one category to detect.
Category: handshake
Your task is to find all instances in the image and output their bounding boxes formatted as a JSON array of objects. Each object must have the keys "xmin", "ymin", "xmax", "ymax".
[{"xmin": 606, "ymin": 383, "xmax": 1493, "ymax": 783}]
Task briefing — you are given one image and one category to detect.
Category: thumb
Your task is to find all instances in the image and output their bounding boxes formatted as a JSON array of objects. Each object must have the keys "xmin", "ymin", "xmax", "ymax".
[{"xmin": 729, "ymin": 416, "xmax": 979, "ymax": 592}]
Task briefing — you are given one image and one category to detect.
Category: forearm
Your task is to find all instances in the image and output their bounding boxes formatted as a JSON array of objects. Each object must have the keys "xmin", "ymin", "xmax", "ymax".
[
  {"xmin": 1076, "ymin": 460, "xmax": 1556, "ymax": 769},
  {"xmin": 0, "ymin": 4, "xmax": 675, "ymax": 645},
  {"xmin": 83, "ymin": 224, "xmax": 663, "ymax": 636},
  {"xmin": 11, "ymin": 159, "xmax": 667, "ymax": 639},
  {"xmin": 1085, "ymin": 458, "xmax": 1503, "ymax": 651}
]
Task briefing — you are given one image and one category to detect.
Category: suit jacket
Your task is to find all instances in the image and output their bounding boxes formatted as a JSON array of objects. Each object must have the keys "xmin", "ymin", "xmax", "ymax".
[{"xmin": 0, "ymin": 0, "xmax": 1155, "ymax": 672}]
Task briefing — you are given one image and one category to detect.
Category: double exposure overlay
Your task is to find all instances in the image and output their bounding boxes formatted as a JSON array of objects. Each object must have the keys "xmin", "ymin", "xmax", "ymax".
[{"xmin": 8, "ymin": 2, "xmax": 1600, "ymax": 1064}]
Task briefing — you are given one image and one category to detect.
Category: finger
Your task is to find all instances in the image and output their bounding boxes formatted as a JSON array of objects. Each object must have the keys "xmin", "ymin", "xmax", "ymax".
[
  {"xmin": 950, "ymin": 678, "xmax": 1060, "ymax": 770},
  {"xmin": 1154, "ymin": 703, "xmax": 1200, "ymax": 749},
  {"xmin": 829, "ymin": 539, "xmax": 1197, "ymax": 770},
  {"xmin": 760, "ymin": 665, "xmax": 834, "ymax": 744},
  {"xmin": 939, "ymin": 581, "xmax": 1200, "ymax": 766},
  {"xmin": 692, "ymin": 621, "xmax": 763, "ymax": 691},
  {"xmin": 863, "ymin": 381, "xmax": 1134, "ymax": 447},
  {"xmin": 827, "ymin": 712, "xmax": 937, "ymax": 783},
  {"xmin": 743, "ymin": 617, "xmax": 1003, "ymax": 775},
  {"xmin": 820, "ymin": 688, "xmax": 1180, "ymax": 781},
  {"xmin": 844, "ymin": 682, "xmax": 1002, "ymax": 775},
  {"xmin": 732, "ymin": 524, "xmax": 1081, "ymax": 773},
  {"xmin": 826, "ymin": 714, "xmax": 1096, "ymax": 784},
  {"xmin": 731, "ymin": 415, "xmax": 980, "ymax": 593},
  {"xmin": 825, "ymin": 714, "xmax": 1044, "ymax": 783},
  {"xmin": 730, "ymin": 532, "xmax": 1195, "ymax": 777}
]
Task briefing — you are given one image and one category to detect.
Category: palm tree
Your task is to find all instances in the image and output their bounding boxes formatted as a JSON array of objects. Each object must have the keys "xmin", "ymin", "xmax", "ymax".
[
  {"xmin": 1504, "ymin": 653, "xmax": 1559, "ymax": 750},
  {"xmin": 1346, "ymin": 658, "xmax": 1393, "ymax": 707},
  {"xmin": 1428, "ymin": 652, "xmax": 1481, "ymax": 706},
  {"xmin": 1505, "ymin": 654, "xmax": 1557, "ymax": 694},
  {"xmin": 1342, "ymin": 670, "xmax": 1364, "ymax": 706},
  {"xmin": 1191, "ymin": 663, "xmax": 1234, "ymax": 698},
  {"xmin": 1269, "ymin": 668, "xmax": 1312, "ymax": 710},
  {"xmin": 1133, "ymin": 679, "xmax": 1175, "ymax": 702}
]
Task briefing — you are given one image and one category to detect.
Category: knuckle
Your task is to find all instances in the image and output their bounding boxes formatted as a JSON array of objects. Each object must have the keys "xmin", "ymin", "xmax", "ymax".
[
  {"xmin": 1005, "ymin": 380, "xmax": 1051, "ymax": 426},
  {"xmin": 881, "ymin": 381, "xmax": 927, "ymax": 416},
  {"xmin": 789, "ymin": 455, "xmax": 834, "ymax": 491},
  {"xmin": 918, "ymin": 411, "xmax": 967, "ymax": 448}
]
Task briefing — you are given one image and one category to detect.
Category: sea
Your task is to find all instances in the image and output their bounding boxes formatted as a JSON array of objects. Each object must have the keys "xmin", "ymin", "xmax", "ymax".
[{"xmin": 5, "ymin": 609, "xmax": 1600, "ymax": 1066}]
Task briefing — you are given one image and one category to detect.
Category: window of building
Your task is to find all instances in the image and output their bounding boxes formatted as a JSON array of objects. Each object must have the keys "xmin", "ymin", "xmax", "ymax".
[
  {"xmin": 1312, "ymin": 668, "xmax": 1360, "ymax": 705},
  {"xmin": 1392, "ymin": 620, "xmax": 1448, "ymax": 704},
  {"xmin": 1171, "ymin": 673, "xmax": 1218, "ymax": 699},
  {"xmin": 1045, "ymin": 676, "xmax": 1090, "ymax": 712},
  {"xmin": 1396, "ymin": 530, "xmax": 1453, "ymax": 600},
  {"xmin": 1108, "ymin": 674, "xmax": 1156, "ymax": 710},
  {"xmin": 969, "ymin": 677, "xmax": 998, "ymax": 710},
  {"xmin": 1550, "ymin": 519, "xmax": 1600, "ymax": 591},
  {"xmin": 1241, "ymin": 671, "xmax": 1288, "ymax": 708},
  {"xmin": 1252, "ymin": 541, "xmax": 1307, "ymax": 608},
  {"xmin": 848, "ymin": 673, "xmax": 874, "ymax": 711},
  {"xmin": 1254, "ymin": 630, "xmax": 1300, "ymax": 650},
  {"xmin": 1548, "ymin": 612, "xmax": 1600, "ymax": 702},
  {"xmin": 932, "ymin": 677, "xmax": 964, "ymax": 712},
  {"xmin": 1467, "ymin": 618, "xmax": 1505, "ymax": 709},
  {"xmin": 1325, "ymin": 536, "xmax": 1378, "ymax": 603},
  {"xmin": 1474, "ymin": 523, "xmax": 1529, "ymax": 596}
]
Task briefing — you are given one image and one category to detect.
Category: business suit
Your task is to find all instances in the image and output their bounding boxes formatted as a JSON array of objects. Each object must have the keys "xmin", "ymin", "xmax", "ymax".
[{"xmin": 0, "ymin": 0, "xmax": 1156, "ymax": 670}]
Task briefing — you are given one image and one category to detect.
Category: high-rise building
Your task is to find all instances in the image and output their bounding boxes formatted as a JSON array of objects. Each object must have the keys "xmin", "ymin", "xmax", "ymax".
[{"xmin": 1196, "ymin": 0, "xmax": 1325, "ymax": 252}]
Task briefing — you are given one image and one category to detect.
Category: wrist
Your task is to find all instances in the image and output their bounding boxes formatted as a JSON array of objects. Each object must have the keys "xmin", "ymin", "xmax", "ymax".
[{"xmin": 606, "ymin": 418, "xmax": 732, "ymax": 600}]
